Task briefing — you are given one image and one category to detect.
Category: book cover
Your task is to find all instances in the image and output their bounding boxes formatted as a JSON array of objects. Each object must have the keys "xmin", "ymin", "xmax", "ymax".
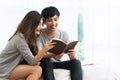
[{"xmin": 48, "ymin": 39, "xmax": 78, "ymax": 55}]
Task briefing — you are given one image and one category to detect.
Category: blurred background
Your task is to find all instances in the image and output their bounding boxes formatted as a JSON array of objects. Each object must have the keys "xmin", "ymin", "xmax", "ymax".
[{"xmin": 0, "ymin": 0, "xmax": 120, "ymax": 73}]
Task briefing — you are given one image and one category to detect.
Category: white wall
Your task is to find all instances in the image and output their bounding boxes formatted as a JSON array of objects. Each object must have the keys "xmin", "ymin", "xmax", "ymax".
[
  {"xmin": 0, "ymin": 0, "xmax": 78, "ymax": 51},
  {"xmin": 82, "ymin": 0, "xmax": 120, "ymax": 69}
]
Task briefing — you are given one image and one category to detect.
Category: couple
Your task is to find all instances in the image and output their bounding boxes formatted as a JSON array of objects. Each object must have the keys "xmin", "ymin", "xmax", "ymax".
[{"xmin": 0, "ymin": 6, "xmax": 82, "ymax": 80}]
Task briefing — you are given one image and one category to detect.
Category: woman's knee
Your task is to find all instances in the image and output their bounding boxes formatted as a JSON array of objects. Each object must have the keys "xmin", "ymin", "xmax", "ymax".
[{"xmin": 32, "ymin": 66, "xmax": 42, "ymax": 77}]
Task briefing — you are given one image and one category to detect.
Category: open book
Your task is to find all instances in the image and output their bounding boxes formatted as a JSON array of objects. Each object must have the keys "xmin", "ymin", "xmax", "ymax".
[{"xmin": 48, "ymin": 39, "xmax": 78, "ymax": 55}]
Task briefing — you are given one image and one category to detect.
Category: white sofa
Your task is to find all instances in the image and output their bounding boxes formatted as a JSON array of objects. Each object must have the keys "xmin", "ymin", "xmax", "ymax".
[
  {"xmin": 42, "ymin": 64, "xmax": 119, "ymax": 80},
  {"xmin": 16, "ymin": 64, "xmax": 119, "ymax": 80}
]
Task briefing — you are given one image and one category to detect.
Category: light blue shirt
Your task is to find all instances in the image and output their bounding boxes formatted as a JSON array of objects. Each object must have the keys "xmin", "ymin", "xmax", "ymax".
[{"xmin": 37, "ymin": 28, "xmax": 70, "ymax": 62}]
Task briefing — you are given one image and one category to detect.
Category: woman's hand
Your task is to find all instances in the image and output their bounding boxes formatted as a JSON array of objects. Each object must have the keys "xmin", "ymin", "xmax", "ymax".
[
  {"xmin": 35, "ymin": 41, "xmax": 55, "ymax": 61},
  {"xmin": 38, "ymin": 41, "xmax": 55, "ymax": 54},
  {"xmin": 43, "ymin": 41, "xmax": 55, "ymax": 51}
]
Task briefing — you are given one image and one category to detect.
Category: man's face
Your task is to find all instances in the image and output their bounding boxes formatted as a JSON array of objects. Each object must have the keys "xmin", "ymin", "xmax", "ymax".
[{"xmin": 45, "ymin": 15, "xmax": 59, "ymax": 31}]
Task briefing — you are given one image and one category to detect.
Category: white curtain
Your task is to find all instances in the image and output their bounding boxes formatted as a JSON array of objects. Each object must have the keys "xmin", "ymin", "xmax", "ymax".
[{"xmin": 83, "ymin": 0, "xmax": 120, "ymax": 69}]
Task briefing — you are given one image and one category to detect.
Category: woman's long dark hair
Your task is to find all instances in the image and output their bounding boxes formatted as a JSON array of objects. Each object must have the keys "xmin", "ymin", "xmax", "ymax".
[{"xmin": 9, "ymin": 11, "xmax": 43, "ymax": 55}]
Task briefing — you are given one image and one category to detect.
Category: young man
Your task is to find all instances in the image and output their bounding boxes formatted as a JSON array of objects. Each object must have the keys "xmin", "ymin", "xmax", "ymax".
[{"xmin": 37, "ymin": 6, "xmax": 83, "ymax": 80}]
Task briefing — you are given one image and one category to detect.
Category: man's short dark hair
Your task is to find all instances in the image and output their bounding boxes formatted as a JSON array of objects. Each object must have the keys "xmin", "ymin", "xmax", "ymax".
[{"xmin": 41, "ymin": 6, "xmax": 60, "ymax": 20}]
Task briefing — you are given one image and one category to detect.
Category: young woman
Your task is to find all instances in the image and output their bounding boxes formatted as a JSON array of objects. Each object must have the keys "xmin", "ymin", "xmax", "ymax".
[{"xmin": 0, "ymin": 11, "xmax": 54, "ymax": 80}]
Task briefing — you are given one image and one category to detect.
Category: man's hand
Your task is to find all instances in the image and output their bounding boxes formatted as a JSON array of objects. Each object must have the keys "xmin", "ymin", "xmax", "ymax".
[
  {"xmin": 54, "ymin": 52, "xmax": 64, "ymax": 60},
  {"xmin": 67, "ymin": 49, "xmax": 77, "ymax": 60}
]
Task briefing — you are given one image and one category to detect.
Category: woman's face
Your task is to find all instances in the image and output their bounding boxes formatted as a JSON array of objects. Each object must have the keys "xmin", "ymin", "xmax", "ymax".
[{"xmin": 35, "ymin": 19, "xmax": 43, "ymax": 35}]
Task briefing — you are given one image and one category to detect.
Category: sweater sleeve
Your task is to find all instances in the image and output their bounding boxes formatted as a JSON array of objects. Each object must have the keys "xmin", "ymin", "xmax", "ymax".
[{"xmin": 14, "ymin": 34, "xmax": 38, "ymax": 65}]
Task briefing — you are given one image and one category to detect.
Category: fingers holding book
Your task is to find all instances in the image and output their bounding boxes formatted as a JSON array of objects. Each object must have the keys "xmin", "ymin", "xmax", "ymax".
[
  {"xmin": 44, "ymin": 41, "xmax": 56, "ymax": 51},
  {"xmin": 67, "ymin": 49, "xmax": 77, "ymax": 60},
  {"xmin": 54, "ymin": 52, "xmax": 64, "ymax": 60},
  {"xmin": 48, "ymin": 39, "xmax": 78, "ymax": 55}
]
